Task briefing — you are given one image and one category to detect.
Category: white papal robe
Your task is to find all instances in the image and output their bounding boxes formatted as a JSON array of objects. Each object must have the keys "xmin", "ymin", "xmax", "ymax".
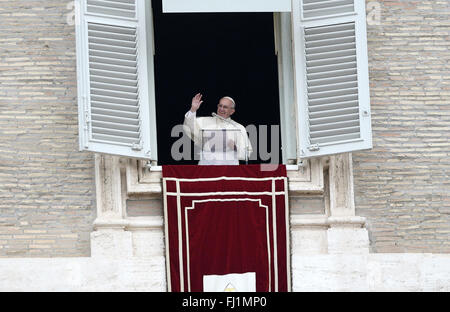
[{"xmin": 183, "ymin": 111, "xmax": 252, "ymax": 165}]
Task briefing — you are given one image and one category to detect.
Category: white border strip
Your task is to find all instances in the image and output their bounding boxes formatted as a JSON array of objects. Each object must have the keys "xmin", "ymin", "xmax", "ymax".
[
  {"xmin": 165, "ymin": 191, "xmax": 286, "ymax": 197},
  {"xmin": 164, "ymin": 176, "xmax": 286, "ymax": 182},
  {"xmin": 185, "ymin": 199, "xmax": 271, "ymax": 292},
  {"xmin": 284, "ymin": 177, "xmax": 291, "ymax": 292},
  {"xmin": 176, "ymin": 180, "xmax": 184, "ymax": 292},
  {"xmin": 184, "ymin": 206, "xmax": 192, "ymax": 292},
  {"xmin": 163, "ymin": 178, "xmax": 171, "ymax": 292},
  {"xmin": 272, "ymin": 180, "xmax": 278, "ymax": 292}
]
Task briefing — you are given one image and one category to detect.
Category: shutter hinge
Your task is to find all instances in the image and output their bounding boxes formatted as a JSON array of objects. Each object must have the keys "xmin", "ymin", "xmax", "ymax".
[
  {"xmin": 144, "ymin": 160, "xmax": 158, "ymax": 170},
  {"xmin": 308, "ymin": 144, "xmax": 320, "ymax": 152},
  {"xmin": 83, "ymin": 96, "xmax": 90, "ymax": 128},
  {"xmin": 132, "ymin": 142, "xmax": 143, "ymax": 151},
  {"xmin": 297, "ymin": 158, "xmax": 308, "ymax": 168},
  {"xmin": 82, "ymin": 96, "xmax": 90, "ymax": 149},
  {"xmin": 84, "ymin": 111, "xmax": 91, "ymax": 124}
]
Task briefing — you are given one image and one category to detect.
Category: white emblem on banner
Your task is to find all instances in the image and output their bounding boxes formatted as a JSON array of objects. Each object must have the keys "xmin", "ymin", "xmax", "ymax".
[
  {"xmin": 203, "ymin": 272, "xmax": 256, "ymax": 292},
  {"xmin": 224, "ymin": 283, "xmax": 237, "ymax": 292}
]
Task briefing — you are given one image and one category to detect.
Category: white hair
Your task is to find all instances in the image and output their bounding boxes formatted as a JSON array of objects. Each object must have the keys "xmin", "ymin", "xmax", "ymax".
[{"xmin": 221, "ymin": 96, "xmax": 236, "ymax": 108}]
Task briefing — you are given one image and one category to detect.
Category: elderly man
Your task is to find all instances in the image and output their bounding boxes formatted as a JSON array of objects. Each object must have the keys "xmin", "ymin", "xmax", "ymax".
[{"xmin": 183, "ymin": 93, "xmax": 252, "ymax": 165}]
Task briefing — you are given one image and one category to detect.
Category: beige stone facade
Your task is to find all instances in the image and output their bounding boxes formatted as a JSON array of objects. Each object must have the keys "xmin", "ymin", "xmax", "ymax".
[
  {"xmin": 354, "ymin": 0, "xmax": 450, "ymax": 253},
  {"xmin": 0, "ymin": 0, "xmax": 95, "ymax": 257},
  {"xmin": 0, "ymin": 0, "xmax": 448, "ymax": 261}
]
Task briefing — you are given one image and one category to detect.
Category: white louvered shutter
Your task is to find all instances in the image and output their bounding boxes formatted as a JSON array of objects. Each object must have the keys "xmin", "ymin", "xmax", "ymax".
[
  {"xmin": 292, "ymin": 0, "xmax": 372, "ymax": 158},
  {"xmin": 75, "ymin": 0, "xmax": 156, "ymax": 160}
]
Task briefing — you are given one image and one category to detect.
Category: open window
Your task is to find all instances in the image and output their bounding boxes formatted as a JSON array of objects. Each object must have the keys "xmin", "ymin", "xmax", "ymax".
[
  {"xmin": 75, "ymin": 0, "xmax": 372, "ymax": 164},
  {"xmin": 152, "ymin": 1, "xmax": 283, "ymax": 165}
]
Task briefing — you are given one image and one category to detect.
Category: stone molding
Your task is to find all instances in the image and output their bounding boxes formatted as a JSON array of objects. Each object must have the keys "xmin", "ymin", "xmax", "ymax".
[
  {"xmin": 93, "ymin": 152, "xmax": 368, "ymax": 256},
  {"xmin": 126, "ymin": 158, "xmax": 325, "ymax": 196}
]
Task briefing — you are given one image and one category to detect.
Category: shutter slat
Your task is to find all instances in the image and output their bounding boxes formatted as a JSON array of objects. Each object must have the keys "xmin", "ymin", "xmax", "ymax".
[
  {"xmin": 91, "ymin": 87, "xmax": 138, "ymax": 100},
  {"xmin": 89, "ymin": 36, "xmax": 136, "ymax": 49},
  {"xmin": 311, "ymin": 133, "xmax": 360, "ymax": 145},
  {"xmin": 308, "ymin": 93, "xmax": 358, "ymax": 106},
  {"xmin": 92, "ymin": 120, "xmax": 140, "ymax": 133},
  {"xmin": 90, "ymin": 68, "xmax": 137, "ymax": 80},
  {"xmin": 303, "ymin": 0, "xmax": 353, "ymax": 10},
  {"xmin": 90, "ymin": 74, "xmax": 137, "ymax": 87},
  {"xmin": 310, "ymin": 125, "xmax": 360, "ymax": 138},
  {"xmin": 307, "ymin": 61, "xmax": 356, "ymax": 74},
  {"xmin": 107, "ymin": 0, "xmax": 135, "ymax": 3},
  {"xmin": 88, "ymin": 29, "xmax": 136, "ymax": 42},
  {"xmin": 305, "ymin": 35, "xmax": 356, "ymax": 48},
  {"xmin": 90, "ymin": 49, "xmax": 136, "ymax": 62},
  {"xmin": 91, "ymin": 101, "xmax": 139, "ymax": 113},
  {"xmin": 309, "ymin": 106, "xmax": 359, "ymax": 118},
  {"xmin": 310, "ymin": 113, "xmax": 360, "ymax": 125},
  {"xmin": 307, "ymin": 67, "xmax": 357, "ymax": 81},
  {"xmin": 304, "ymin": 22, "xmax": 354, "ymax": 35},
  {"xmin": 310, "ymin": 118, "xmax": 360, "ymax": 132},
  {"xmin": 91, "ymin": 94, "xmax": 138, "ymax": 106},
  {"xmin": 88, "ymin": 0, "xmax": 135, "ymax": 11},
  {"xmin": 302, "ymin": 0, "xmax": 354, "ymax": 19},
  {"xmin": 87, "ymin": 0, "xmax": 136, "ymax": 19},
  {"xmin": 89, "ymin": 43, "xmax": 136, "ymax": 55},
  {"xmin": 308, "ymin": 87, "xmax": 358, "ymax": 100},
  {"xmin": 306, "ymin": 42, "xmax": 356, "ymax": 55},
  {"xmin": 92, "ymin": 126, "xmax": 140, "ymax": 139},
  {"xmin": 87, "ymin": 6, "xmax": 135, "ymax": 19},
  {"xmin": 306, "ymin": 48, "xmax": 356, "ymax": 61},
  {"xmin": 308, "ymin": 100, "xmax": 359, "ymax": 112},
  {"xmin": 88, "ymin": 23, "xmax": 136, "ymax": 35},
  {"xmin": 90, "ymin": 56, "xmax": 137, "ymax": 68},
  {"xmin": 307, "ymin": 74, "xmax": 357, "ymax": 87},
  {"xmin": 92, "ymin": 133, "xmax": 139, "ymax": 145},
  {"xmin": 307, "ymin": 55, "xmax": 356, "ymax": 67},
  {"xmin": 92, "ymin": 111, "xmax": 139, "ymax": 125},
  {"xmin": 90, "ymin": 62, "xmax": 137, "ymax": 74},
  {"xmin": 305, "ymin": 29, "xmax": 355, "ymax": 43},
  {"xmin": 91, "ymin": 81, "xmax": 138, "ymax": 93},
  {"xmin": 304, "ymin": 4, "xmax": 354, "ymax": 19},
  {"xmin": 308, "ymin": 80, "xmax": 358, "ymax": 93}
]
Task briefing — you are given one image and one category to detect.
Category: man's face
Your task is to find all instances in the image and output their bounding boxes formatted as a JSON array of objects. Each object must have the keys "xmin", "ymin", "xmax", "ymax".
[{"xmin": 217, "ymin": 98, "xmax": 235, "ymax": 119}]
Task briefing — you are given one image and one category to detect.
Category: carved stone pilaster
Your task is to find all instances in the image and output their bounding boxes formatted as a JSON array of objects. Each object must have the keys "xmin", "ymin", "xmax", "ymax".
[
  {"xmin": 91, "ymin": 154, "xmax": 132, "ymax": 258},
  {"xmin": 329, "ymin": 153, "xmax": 356, "ymax": 217},
  {"xmin": 93, "ymin": 154, "xmax": 126, "ymax": 226},
  {"xmin": 327, "ymin": 153, "xmax": 369, "ymax": 254}
]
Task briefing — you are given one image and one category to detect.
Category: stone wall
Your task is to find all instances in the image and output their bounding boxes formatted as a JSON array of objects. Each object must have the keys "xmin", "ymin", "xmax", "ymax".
[
  {"xmin": 0, "ymin": 257, "xmax": 166, "ymax": 291},
  {"xmin": 0, "ymin": 253, "xmax": 449, "ymax": 291},
  {"xmin": 353, "ymin": 0, "xmax": 450, "ymax": 253},
  {"xmin": 0, "ymin": 0, "xmax": 95, "ymax": 257}
]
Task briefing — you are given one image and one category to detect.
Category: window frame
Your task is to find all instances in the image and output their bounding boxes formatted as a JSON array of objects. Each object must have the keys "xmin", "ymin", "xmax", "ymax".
[
  {"xmin": 161, "ymin": 0, "xmax": 292, "ymax": 13},
  {"xmin": 147, "ymin": 7, "xmax": 297, "ymax": 166}
]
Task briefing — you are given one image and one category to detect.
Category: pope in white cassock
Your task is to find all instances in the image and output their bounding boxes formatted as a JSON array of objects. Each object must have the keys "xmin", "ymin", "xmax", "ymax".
[{"xmin": 183, "ymin": 93, "xmax": 253, "ymax": 165}]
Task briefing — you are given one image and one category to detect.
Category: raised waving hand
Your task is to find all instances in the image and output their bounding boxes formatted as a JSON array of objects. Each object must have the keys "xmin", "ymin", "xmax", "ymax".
[{"xmin": 190, "ymin": 93, "xmax": 203, "ymax": 113}]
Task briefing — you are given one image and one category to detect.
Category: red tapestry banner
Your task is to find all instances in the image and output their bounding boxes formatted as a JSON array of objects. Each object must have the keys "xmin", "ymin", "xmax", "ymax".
[{"xmin": 162, "ymin": 165, "xmax": 290, "ymax": 292}]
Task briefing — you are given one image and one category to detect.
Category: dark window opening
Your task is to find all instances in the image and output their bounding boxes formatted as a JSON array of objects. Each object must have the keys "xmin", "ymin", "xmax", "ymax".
[{"xmin": 152, "ymin": 0, "xmax": 282, "ymax": 165}]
